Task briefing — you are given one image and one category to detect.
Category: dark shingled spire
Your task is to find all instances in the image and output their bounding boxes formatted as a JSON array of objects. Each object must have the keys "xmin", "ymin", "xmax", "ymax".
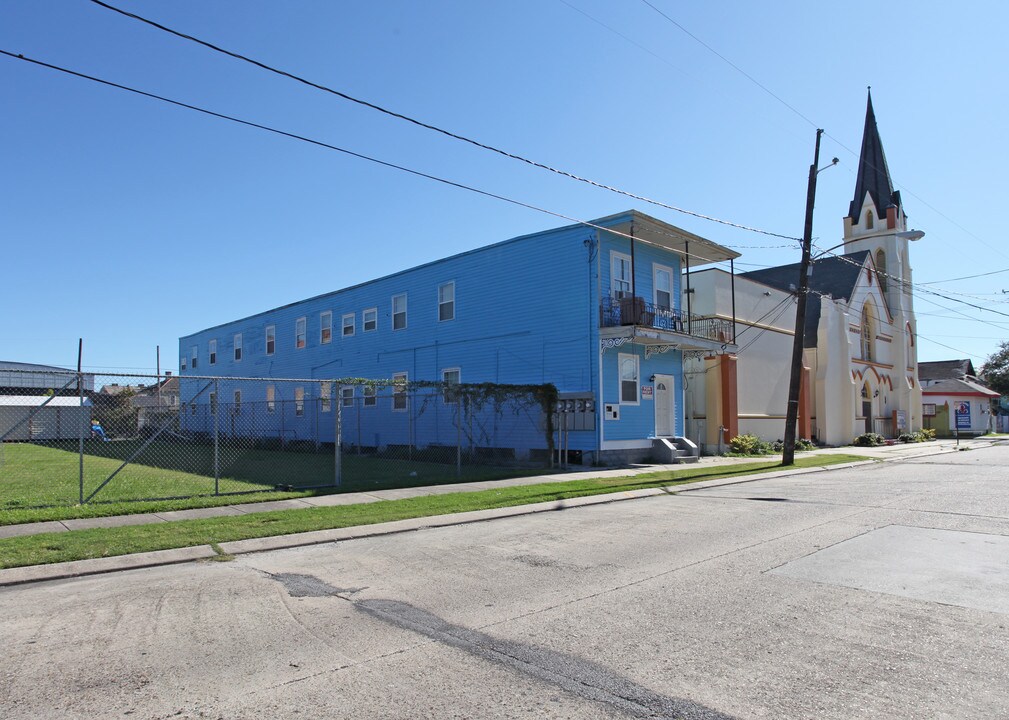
[{"xmin": 848, "ymin": 89, "xmax": 900, "ymax": 221}]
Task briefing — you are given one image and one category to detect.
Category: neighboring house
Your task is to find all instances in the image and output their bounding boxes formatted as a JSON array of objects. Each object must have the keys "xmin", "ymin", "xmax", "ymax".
[
  {"xmin": 178, "ymin": 210, "xmax": 739, "ymax": 464},
  {"xmin": 0, "ymin": 395, "xmax": 93, "ymax": 441},
  {"xmin": 684, "ymin": 90, "xmax": 923, "ymax": 448},
  {"xmin": 918, "ymin": 359, "xmax": 976, "ymax": 388},
  {"xmin": 922, "ymin": 378, "xmax": 999, "ymax": 436},
  {"xmin": 131, "ymin": 373, "xmax": 180, "ymax": 430},
  {"xmin": 0, "ymin": 360, "xmax": 95, "ymax": 395}
]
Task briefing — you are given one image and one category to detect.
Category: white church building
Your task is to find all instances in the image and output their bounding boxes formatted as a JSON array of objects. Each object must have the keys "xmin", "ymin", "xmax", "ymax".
[{"xmin": 686, "ymin": 91, "xmax": 923, "ymax": 449}]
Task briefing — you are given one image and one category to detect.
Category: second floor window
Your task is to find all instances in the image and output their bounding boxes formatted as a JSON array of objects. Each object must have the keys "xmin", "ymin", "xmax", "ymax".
[
  {"xmin": 654, "ymin": 267, "xmax": 672, "ymax": 309},
  {"xmin": 234, "ymin": 334, "xmax": 242, "ymax": 362},
  {"xmin": 612, "ymin": 252, "xmax": 631, "ymax": 298},
  {"xmin": 363, "ymin": 307, "xmax": 377, "ymax": 332},
  {"xmin": 343, "ymin": 313, "xmax": 355, "ymax": 337},
  {"xmin": 266, "ymin": 325, "xmax": 275, "ymax": 355},
  {"xmin": 190, "ymin": 346, "xmax": 198, "ymax": 370},
  {"xmin": 208, "ymin": 339, "xmax": 216, "ymax": 365},
  {"xmin": 320, "ymin": 311, "xmax": 332, "ymax": 344},
  {"xmin": 439, "ymin": 281, "xmax": 455, "ymax": 321},
  {"xmin": 296, "ymin": 317, "xmax": 306, "ymax": 349},
  {"xmin": 392, "ymin": 294, "xmax": 407, "ymax": 330}
]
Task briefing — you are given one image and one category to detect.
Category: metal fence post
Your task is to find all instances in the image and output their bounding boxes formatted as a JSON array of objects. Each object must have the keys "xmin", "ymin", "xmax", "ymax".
[
  {"xmin": 334, "ymin": 384, "xmax": 342, "ymax": 487},
  {"xmin": 456, "ymin": 400, "xmax": 462, "ymax": 478},
  {"xmin": 78, "ymin": 369, "xmax": 84, "ymax": 505},
  {"xmin": 213, "ymin": 379, "xmax": 220, "ymax": 495}
]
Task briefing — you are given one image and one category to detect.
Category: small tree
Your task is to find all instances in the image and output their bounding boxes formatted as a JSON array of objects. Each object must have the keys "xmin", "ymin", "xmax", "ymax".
[{"xmin": 980, "ymin": 341, "xmax": 1009, "ymax": 396}]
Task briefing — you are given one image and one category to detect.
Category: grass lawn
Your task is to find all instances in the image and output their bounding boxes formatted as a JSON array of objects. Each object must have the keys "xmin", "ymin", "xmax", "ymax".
[
  {"xmin": 0, "ymin": 442, "xmax": 545, "ymax": 525},
  {"xmin": 0, "ymin": 453, "xmax": 867, "ymax": 569}
]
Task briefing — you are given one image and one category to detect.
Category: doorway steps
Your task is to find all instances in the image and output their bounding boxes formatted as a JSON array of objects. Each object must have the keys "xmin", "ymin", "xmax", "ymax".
[{"xmin": 652, "ymin": 437, "xmax": 699, "ymax": 464}]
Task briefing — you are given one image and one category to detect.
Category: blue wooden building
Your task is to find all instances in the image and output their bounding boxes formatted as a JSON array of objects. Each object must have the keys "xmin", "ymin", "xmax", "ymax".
[{"xmin": 178, "ymin": 210, "xmax": 738, "ymax": 464}]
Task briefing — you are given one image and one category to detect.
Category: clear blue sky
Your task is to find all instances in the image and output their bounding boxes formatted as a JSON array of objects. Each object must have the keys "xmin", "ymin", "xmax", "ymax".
[{"xmin": 3, "ymin": 0, "xmax": 1008, "ymax": 374}]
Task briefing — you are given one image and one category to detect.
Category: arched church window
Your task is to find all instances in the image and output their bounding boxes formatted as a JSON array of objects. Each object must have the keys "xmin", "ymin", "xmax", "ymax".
[
  {"xmin": 875, "ymin": 250, "xmax": 888, "ymax": 294},
  {"xmin": 861, "ymin": 304, "xmax": 874, "ymax": 362},
  {"xmin": 866, "ymin": 210, "xmax": 874, "ymax": 229}
]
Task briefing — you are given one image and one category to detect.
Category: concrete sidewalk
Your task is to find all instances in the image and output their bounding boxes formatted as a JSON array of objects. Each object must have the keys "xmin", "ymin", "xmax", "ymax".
[
  {"xmin": 0, "ymin": 437, "xmax": 991, "ymax": 543},
  {"xmin": 0, "ymin": 437, "xmax": 997, "ymax": 587}
]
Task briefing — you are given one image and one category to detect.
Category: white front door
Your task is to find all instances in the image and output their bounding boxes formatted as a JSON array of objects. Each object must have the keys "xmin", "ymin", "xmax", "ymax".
[{"xmin": 654, "ymin": 374, "xmax": 675, "ymax": 437}]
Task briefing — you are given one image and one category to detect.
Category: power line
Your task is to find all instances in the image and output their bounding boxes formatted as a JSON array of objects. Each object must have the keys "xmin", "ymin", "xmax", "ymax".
[
  {"xmin": 810, "ymin": 242, "xmax": 1009, "ymax": 321},
  {"xmin": 85, "ymin": 0, "xmax": 799, "ymax": 243},
  {"xmin": 0, "ymin": 49, "xmax": 745, "ymax": 270},
  {"xmin": 920, "ymin": 267, "xmax": 1009, "ymax": 285}
]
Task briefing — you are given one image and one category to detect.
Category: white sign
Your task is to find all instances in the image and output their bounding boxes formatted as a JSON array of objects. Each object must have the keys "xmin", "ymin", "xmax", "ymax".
[{"xmin": 641, "ymin": 385, "xmax": 653, "ymax": 400}]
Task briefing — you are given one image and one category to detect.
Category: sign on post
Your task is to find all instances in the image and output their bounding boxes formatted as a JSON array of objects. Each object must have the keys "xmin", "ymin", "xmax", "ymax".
[{"xmin": 955, "ymin": 401, "xmax": 971, "ymax": 430}]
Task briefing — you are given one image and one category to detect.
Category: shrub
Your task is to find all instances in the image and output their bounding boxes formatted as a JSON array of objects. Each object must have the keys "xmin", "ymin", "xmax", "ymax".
[
  {"xmin": 796, "ymin": 438, "xmax": 817, "ymax": 451},
  {"xmin": 897, "ymin": 432, "xmax": 917, "ymax": 443},
  {"xmin": 853, "ymin": 432, "xmax": 885, "ymax": 447},
  {"xmin": 918, "ymin": 428, "xmax": 936, "ymax": 440},
  {"xmin": 729, "ymin": 434, "xmax": 773, "ymax": 455}
]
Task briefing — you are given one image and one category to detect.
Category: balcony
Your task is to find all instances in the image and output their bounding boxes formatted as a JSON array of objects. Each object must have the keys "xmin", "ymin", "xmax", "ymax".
[{"xmin": 600, "ymin": 296, "xmax": 735, "ymax": 349}]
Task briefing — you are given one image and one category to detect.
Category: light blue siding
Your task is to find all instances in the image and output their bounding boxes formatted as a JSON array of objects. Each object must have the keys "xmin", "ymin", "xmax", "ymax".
[{"xmin": 179, "ymin": 212, "xmax": 697, "ymax": 456}]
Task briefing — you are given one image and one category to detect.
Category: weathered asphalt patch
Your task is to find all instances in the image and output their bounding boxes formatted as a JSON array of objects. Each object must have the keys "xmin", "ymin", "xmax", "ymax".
[
  {"xmin": 771, "ymin": 524, "xmax": 1009, "ymax": 614},
  {"xmin": 357, "ymin": 598, "xmax": 737, "ymax": 720},
  {"xmin": 272, "ymin": 572, "xmax": 365, "ymax": 598}
]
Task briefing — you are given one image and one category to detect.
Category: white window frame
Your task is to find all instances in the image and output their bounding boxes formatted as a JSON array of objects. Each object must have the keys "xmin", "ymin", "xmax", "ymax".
[
  {"xmin": 342, "ymin": 313, "xmax": 355, "ymax": 337},
  {"xmin": 442, "ymin": 367, "xmax": 461, "ymax": 405},
  {"xmin": 295, "ymin": 386, "xmax": 304, "ymax": 417},
  {"xmin": 922, "ymin": 403, "xmax": 936, "ymax": 417},
  {"xmin": 438, "ymin": 281, "xmax": 455, "ymax": 322},
  {"xmin": 266, "ymin": 384, "xmax": 275, "ymax": 414},
  {"xmin": 618, "ymin": 353, "xmax": 640, "ymax": 405},
  {"xmin": 320, "ymin": 311, "xmax": 333, "ymax": 345},
  {"xmin": 392, "ymin": 293, "xmax": 407, "ymax": 331},
  {"xmin": 208, "ymin": 339, "xmax": 217, "ymax": 366},
  {"xmin": 295, "ymin": 317, "xmax": 307, "ymax": 349},
  {"xmin": 181, "ymin": 356, "xmax": 187, "ymax": 371},
  {"xmin": 265, "ymin": 325, "xmax": 276, "ymax": 356},
  {"xmin": 233, "ymin": 333, "xmax": 243, "ymax": 362},
  {"xmin": 320, "ymin": 381, "xmax": 331, "ymax": 413},
  {"xmin": 190, "ymin": 346, "xmax": 198, "ymax": 370},
  {"xmin": 653, "ymin": 264, "xmax": 673, "ymax": 310},
  {"xmin": 233, "ymin": 389, "xmax": 242, "ymax": 415},
  {"xmin": 363, "ymin": 307, "xmax": 378, "ymax": 332},
  {"xmin": 392, "ymin": 372, "xmax": 408, "ymax": 412},
  {"xmin": 363, "ymin": 384, "xmax": 376, "ymax": 407},
  {"xmin": 611, "ymin": 251, "xmax": 632, "ymax": 299},
  {"xmin": 341, "ymin": 386, "xmax": 355, "ymax": 408}
]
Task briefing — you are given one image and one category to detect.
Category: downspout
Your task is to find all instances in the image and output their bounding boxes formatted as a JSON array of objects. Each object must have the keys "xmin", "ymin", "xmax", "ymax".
[
  {"xmin": 730, "ymin": 258, "xmax": 737, "ymax": 344},
  {"xmin": 685, "ymin": 241, "xmax": 692, "ymax": 335}
]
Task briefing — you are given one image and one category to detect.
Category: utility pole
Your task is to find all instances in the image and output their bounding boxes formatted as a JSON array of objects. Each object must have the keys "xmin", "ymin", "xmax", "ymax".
[{"xmin": 782, "ymin": 129, "xmax": 824, "ymax": 465}]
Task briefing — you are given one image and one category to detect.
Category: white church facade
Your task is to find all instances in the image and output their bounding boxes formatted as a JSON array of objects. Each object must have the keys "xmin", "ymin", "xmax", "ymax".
[{"xmin": 686, "ymin": 91, "xmax": 923, "ymax": 449}]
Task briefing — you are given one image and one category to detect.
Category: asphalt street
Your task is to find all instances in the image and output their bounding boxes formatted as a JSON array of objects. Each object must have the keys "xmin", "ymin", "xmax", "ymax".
[{"xmin": 2, "ymin": 444, "xmax": 1007, "ymax": 719}]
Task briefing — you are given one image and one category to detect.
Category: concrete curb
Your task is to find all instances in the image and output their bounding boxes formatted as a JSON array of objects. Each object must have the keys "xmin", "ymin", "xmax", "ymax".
[
  {"xmin": 0, "ymin": 545, "xmax": 217, "ymax": 588},
  {"xmin": 0, "ymin": 439, "xmax": 990, "ymax": 586}
]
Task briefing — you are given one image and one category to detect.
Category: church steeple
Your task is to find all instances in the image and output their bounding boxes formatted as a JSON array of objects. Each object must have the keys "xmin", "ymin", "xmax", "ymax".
[{"xmin": 847, "ymin": 89, "xmax": 901, "ymax": 224}]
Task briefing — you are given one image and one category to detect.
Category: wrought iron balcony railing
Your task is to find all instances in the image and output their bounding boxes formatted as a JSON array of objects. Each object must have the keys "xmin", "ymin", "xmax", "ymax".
[{"xmin": 600, "ymin": 296, "xmax": 735, "ymax": 345}]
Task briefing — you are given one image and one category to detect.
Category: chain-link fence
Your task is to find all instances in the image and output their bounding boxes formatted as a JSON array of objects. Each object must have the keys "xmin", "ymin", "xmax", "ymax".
[{"xmin": 1, "ymin": 369, "xmax": 557, "ymax": 511}]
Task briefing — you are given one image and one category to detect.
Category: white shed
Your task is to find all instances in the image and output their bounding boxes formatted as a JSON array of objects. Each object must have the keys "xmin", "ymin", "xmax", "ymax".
[{"xmin": 0, "ymin": 395, "xmax": 94, "ymax": 441}]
